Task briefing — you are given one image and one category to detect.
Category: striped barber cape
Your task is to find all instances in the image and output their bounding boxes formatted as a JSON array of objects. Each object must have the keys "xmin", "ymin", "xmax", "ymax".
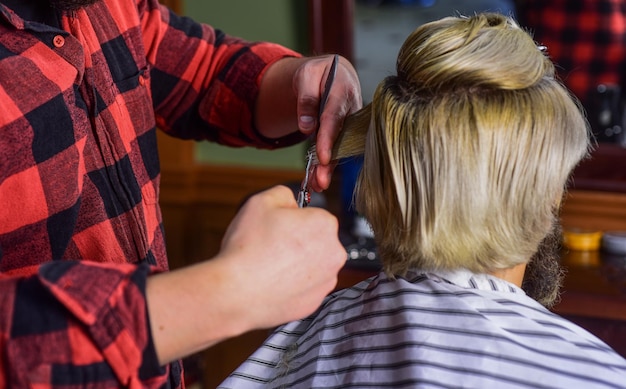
[{"xmin": 220, "ymin": 269, "xmax": 626, "ymax": 389}]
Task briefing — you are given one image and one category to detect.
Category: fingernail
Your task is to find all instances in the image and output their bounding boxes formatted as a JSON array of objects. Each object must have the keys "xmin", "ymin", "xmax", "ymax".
[{"xmin": 299, "ymin": 115, "xmax": 315, "ymax": 130}]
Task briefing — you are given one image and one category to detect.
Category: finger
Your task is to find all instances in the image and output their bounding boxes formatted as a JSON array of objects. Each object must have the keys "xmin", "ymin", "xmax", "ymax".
[
  {"xmin": 248, "ymin": 185, "xmax": 298, "ymax": 210},
  {"xmin": 315, "ymin": 100, "xmax": 347, "ymax": 166},
  {"xmin": 295, "ymin": 73, "xmax": 322, "ymax": 134},
  {"xmin": 316, "ymin": 65, "xmax": 363, "ymax": 165},
  {"xmin": 295, "ymin": 56, "xmax": 335, "ymax": 134},
  {"xmin": 310, "ymin": 162, "xmax": 338, "ymax": 192}
]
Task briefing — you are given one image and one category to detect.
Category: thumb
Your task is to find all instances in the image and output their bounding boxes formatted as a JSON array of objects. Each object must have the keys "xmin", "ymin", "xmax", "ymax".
[{"xmin": 251, "ymin": 185, "xmax": 299, "ymax": 210}]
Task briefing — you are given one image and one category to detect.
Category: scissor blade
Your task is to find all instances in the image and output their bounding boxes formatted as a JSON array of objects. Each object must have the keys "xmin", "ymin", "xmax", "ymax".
[{"xmin": 319, "ymin": 54, "xmax": 339, "ymax": 116}]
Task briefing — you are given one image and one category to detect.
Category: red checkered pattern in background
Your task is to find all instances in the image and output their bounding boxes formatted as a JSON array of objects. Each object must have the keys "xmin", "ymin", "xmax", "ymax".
[{"xmin": 519, "ymin": 0, "xmax": 626, "ymax": 106}]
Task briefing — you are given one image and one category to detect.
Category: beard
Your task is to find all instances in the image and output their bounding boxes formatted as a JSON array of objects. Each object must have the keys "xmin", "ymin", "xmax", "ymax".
[
  {"xmin": 521, "ymin": 223, "xmax": 565, "ymax": 308},
  {"xmin": 50, "ymin": 0, "xmax": 101, "ymax": 11}
]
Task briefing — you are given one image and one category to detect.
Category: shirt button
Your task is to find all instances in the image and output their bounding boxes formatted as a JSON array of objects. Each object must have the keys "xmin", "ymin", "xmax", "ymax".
[
  {"xmin": 138, "ymin": 75, "xmax": 146, "ymax": 86},
  {"xmin": 53, "ymin": 35, "xmax": 65, "ymax": 48}
]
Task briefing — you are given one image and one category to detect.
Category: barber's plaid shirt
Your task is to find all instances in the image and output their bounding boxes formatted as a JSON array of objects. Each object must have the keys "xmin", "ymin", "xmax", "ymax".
[{"xmin": 0, "ymin": 0, "xmax": 298, "ymax": 386}]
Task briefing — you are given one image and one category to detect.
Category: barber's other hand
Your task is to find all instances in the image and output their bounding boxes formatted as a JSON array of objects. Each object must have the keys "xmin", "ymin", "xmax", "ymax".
[
  {"xmin": 293, "ymin": 55, "xmax": 362, "ymax": 191},
  {"xmin": 256, "ymin": 55, "xmax": 362, "ymax": 191},
  {"xmin": 217, "ymin": 185, "xmax": 346, "ymax": 330}
]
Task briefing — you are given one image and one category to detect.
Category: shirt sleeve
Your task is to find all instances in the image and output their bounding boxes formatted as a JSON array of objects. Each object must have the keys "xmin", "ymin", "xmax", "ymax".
[
  {"xmin": 139, "ymin": 0, "xmax": 305, "ymax": 149},
  {"xmin": 0, "ymin": 261, "xmax": 168, "ymax": 388}
]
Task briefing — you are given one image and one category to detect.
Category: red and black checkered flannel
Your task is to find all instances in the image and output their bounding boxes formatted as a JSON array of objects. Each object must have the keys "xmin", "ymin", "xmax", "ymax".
[
  {"xmin": 518, "ymin": 0, "xmax": 626, "ymax": 135},
  {"xmin": 0, "ymin": 0, "xmax": 299, "ymax": 386}
]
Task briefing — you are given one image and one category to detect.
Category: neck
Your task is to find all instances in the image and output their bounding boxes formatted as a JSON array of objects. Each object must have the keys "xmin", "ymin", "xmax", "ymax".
[{"xmin": 489, "ymin": 263, "xmax": 526, "ymax": 287}]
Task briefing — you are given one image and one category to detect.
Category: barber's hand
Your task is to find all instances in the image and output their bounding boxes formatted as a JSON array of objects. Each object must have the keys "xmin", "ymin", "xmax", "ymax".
[
  {"xmin": 293, "ymin": 55, "xmax": 362, "ymax": 191},
  {"xmin": 256, "ymin": 55, "xmax": 361, "ymax": 189},
  {"xmin": 217, "ymin": 185, "xmax": 346, "ymax": 329}
]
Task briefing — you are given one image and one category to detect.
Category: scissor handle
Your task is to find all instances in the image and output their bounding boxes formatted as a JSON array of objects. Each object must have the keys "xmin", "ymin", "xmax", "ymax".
[
  {"xmin": 297, "ymin": 151, "xmax": 315, "ymax": 208},
  {"xmin": 297, "ymin": 189, "xmax": 311, "ymax": 208}
]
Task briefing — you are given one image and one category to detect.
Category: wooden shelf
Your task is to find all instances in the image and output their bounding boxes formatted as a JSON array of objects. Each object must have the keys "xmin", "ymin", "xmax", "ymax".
[{"xmin": 573, "ymin": 143, "xmax": 626, "ymax": 193}]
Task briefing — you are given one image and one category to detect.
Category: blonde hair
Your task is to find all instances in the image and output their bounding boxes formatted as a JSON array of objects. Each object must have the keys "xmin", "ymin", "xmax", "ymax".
[{"xmin": 334, "ymin": 13, "xmax": 590, "ymax": 275}]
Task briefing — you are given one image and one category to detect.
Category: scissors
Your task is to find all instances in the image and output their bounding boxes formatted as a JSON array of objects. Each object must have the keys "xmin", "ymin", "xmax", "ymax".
[{"xmin": 297, "ymin": 54, "xmax": 339, "ymax": 208}]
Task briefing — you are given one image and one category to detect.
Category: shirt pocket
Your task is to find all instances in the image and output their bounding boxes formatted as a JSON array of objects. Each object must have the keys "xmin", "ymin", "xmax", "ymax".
[{"xmin": 111, "ymin": 65, "xmax": 155, "ymax": 137}]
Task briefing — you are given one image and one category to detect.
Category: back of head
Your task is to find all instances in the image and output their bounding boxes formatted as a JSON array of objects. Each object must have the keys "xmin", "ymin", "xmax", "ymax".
[{"xmin": 347, "ymin": 13, "xmax": 589, "ymax": 275}]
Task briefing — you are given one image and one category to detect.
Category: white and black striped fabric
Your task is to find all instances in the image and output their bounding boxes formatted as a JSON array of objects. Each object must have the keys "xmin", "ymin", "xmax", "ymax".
[{"xmin": 220, "ymin": 269, "xmax": 626, "ymax": 389}]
